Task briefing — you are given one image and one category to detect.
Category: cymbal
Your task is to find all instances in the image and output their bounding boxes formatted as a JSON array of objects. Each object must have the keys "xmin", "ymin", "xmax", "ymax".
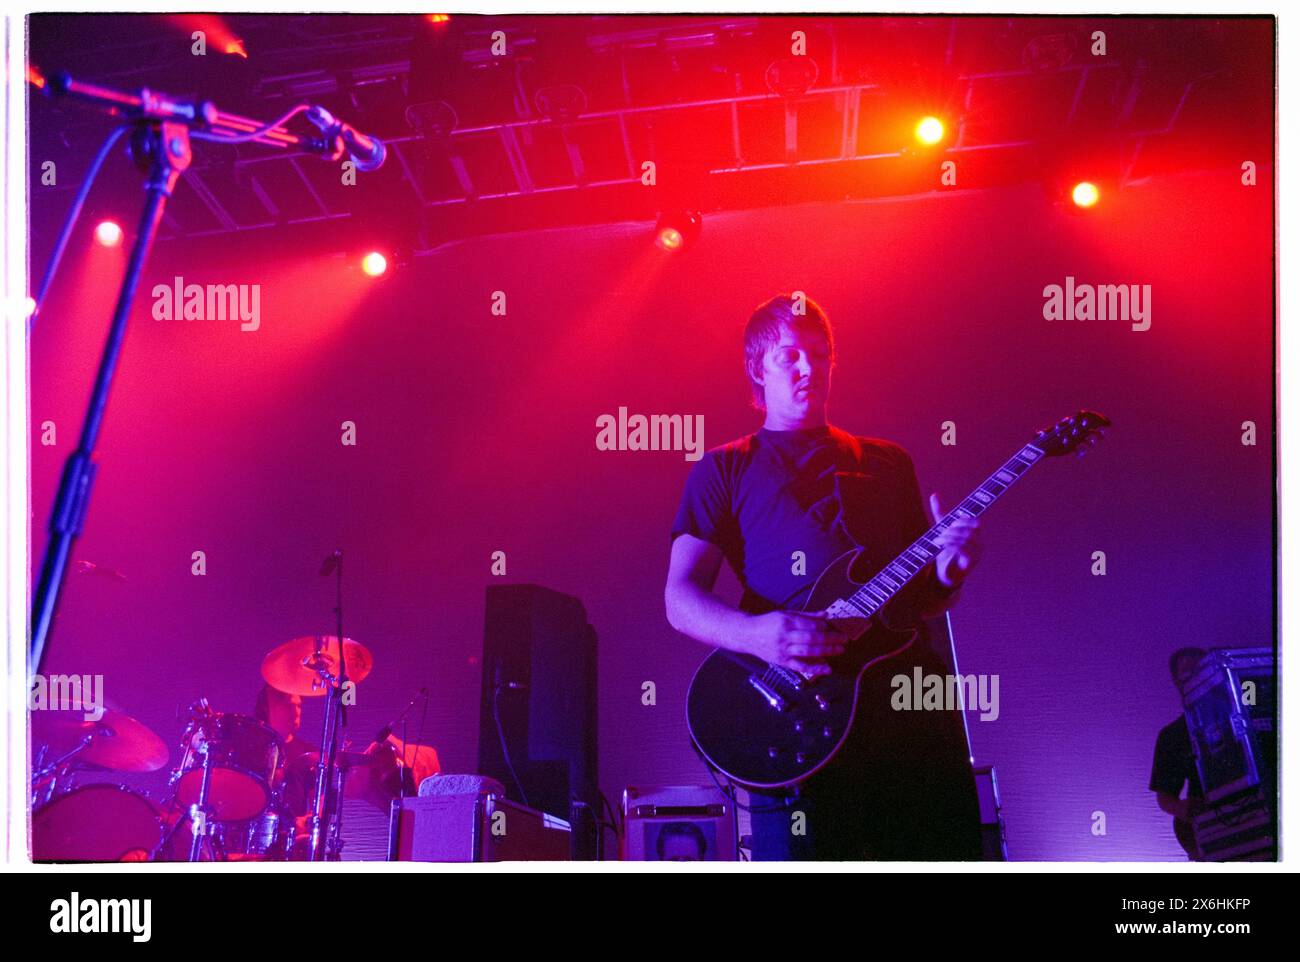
[
  {"xmin": 31, "ymin": 707, "xmax": 169, "ymax": 773},
  {"xmin": 261, "ymin": 635, "xmax": 373, "ymax": 696}
]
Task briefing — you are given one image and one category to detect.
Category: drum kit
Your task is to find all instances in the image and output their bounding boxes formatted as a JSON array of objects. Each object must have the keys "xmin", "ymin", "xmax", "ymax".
[{"xmin": 31, "ymin": 634, "xmax": 438, "ymax": 863}]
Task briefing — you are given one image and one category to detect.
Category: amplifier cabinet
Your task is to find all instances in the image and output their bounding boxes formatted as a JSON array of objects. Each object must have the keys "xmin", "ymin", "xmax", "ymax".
[
  {"xmin": 390, "ymin": 792, "xmax": 571, "ymax": 862},
  {"xmin": 621, "ymin": 785, "xmax": 738, "ymax": 861}
]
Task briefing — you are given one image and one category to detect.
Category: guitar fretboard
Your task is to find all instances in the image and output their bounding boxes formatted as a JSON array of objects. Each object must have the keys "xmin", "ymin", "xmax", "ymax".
[{"xmin": 834, "ymin": 442, "xmax": 1046, "ymax": 618}]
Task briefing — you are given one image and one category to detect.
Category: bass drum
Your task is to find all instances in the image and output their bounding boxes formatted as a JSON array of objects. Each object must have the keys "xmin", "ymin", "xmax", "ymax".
[{"xmin": 32, "ymin": 784, "xmax": 162, "ymax": 862}]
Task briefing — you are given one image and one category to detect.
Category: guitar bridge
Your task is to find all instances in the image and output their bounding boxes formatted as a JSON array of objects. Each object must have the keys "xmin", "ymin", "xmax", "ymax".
[{"xmin": 747, "ymin": 675, "xmax": 787, "ymax": 712}]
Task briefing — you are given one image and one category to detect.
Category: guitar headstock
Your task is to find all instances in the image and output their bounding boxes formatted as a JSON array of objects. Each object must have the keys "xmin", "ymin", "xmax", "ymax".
[{"xmin": 1035, "ymin": 410, "xmax": 1112, "ymax": 458}]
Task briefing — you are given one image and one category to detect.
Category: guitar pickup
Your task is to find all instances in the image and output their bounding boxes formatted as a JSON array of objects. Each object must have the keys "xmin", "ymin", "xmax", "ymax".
[{"xmin": 747, "ymin": 675, "xmax": 787, "ymax": 712}]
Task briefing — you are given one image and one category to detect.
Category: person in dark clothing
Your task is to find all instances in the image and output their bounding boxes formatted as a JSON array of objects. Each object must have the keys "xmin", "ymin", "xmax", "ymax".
[
  {"xmin": 253, "ymin": 683, "xmax": 317, "ymax": 858},
  {"xmin": 1150, "ymin": 646, "xmax": 1208, "ymax": 858},
  {"xmin": 664, "ymin": 293, "xmax": 984, "ymax": 860}
]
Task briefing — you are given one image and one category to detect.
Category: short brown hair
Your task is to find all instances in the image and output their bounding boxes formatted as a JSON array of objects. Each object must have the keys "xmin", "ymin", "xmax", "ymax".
[{"xmin": 742, "ymin": 292, "xmax": 834, "ymax": 409}]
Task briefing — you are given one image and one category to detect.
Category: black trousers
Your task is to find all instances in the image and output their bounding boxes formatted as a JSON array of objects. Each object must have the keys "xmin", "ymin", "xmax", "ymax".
[{"xmin": 748, "ymin": 650, "xmax": 985, "ymax": 861}]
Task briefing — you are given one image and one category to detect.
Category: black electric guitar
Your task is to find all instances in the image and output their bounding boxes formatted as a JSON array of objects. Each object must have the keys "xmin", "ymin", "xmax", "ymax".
[{"xmin": 685, "ymin": 410, "xmax": 1111, "ymax": 790}]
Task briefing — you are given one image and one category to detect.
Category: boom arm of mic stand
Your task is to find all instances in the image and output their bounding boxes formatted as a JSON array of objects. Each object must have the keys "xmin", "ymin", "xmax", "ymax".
[{"xmin": 45, "ymin": 72, "xmax": 315, "ymax": 152}]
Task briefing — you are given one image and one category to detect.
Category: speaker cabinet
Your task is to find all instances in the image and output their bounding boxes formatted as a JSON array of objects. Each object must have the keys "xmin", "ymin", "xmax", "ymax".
[{"xmin": 478, "ymin": 584, "xmax": 599, "ymax": 856}]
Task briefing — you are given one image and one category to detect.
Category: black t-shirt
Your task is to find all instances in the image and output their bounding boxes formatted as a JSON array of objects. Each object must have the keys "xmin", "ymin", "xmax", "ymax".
[
  {"xmin": 1149, "ymin": 716, "xmax": 1205, "ymax": 799},
  {"xmin": 671, "ymin": 424, "xmax": 944, "ymax": 617},
  {"xmin": 671, "ymin": 423, "xmax": 982, "ymax": 859}
]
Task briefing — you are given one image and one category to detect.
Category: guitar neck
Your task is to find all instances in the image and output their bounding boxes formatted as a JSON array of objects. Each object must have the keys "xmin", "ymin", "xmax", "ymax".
[{"xmin": 835, "ymin": 441, "xmax": 1048, "ymax": 617}]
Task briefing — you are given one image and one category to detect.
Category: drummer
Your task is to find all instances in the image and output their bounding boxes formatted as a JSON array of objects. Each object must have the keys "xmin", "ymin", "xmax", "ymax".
[
  {"xmin": 254, "ymin": 684, "xmax": 317, "ymax": 827},
  {"xmin": 255, "ymin": 685, "xmax": 313, "ymax": 762},
  {"xmin": 258, "ymin": 683, "xmax": 408, "ymax": 847}
]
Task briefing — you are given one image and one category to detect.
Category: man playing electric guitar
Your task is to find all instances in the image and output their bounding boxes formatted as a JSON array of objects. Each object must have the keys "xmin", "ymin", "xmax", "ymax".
[{"xmin": 664, "ymin": 293, "xmax": 985, "ymax": 860}]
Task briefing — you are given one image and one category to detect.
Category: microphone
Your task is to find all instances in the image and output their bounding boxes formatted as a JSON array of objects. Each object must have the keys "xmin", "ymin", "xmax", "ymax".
[
  {"xmin": 374, "ymin": 687, "xmax": 429, "ymax": 742},
  {"xmin": 306, "ymin": 106, "xmax": 386, "ymax": 171},
  {"xmin": 319, "ymin": 550, "xmax": 342, "ymax": 576}
]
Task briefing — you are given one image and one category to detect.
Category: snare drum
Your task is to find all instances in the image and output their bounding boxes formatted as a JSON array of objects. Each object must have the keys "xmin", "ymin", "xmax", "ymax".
[
  {"xmin": 172, "ymin": 713, "xmax": 283, "ymax": 821},
  {"xmin": 32, "ymin": 784, "xmax": 162, "ymax": 862}
]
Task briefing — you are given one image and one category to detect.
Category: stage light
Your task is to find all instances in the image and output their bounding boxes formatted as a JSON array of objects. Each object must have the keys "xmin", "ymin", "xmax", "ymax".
[
  {"xmin": 425, "ymin": 14, "xmax": 452, "ymax": 24},
  {"xmin": 656, "ymin": 227, "xmax": 683, "ymax": 251},
  {"xmin": 24, "ymin": 296, "xmax": 36, "ymax": 317},
  {"xmin": 362, "ymin": 252, "xmax": 388, "ymax": 276},
  {"xmin": 95, "ymin": 221, "xmax": 123, "ymax": 247},
  {"xmin": 653, "ymin": 211, "xmax": 702, "ymax": 252},
  {"xmin": 914, "ymin": 116, "xmax": 945, "ymax": 146},
  {"xmin": 1071, "ymin": 181, "xmax": 1100, "ymax": 208},
  {"xmin": 167, "ymin": 15, "xmax": 245, "ymax": 60}
]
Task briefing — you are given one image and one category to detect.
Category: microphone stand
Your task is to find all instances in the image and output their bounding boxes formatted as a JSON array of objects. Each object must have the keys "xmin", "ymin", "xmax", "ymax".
[
  {"xmin": 375, "ymin": 687, "xmax": 427, "ymax": 795},
  {"xmin": 308, "ymin": 552, "xmax": 349, "ymax": 861},
  {"xmin": 28, "ymin": 73, "xmax": 362, "ymax": 679},
  {"xmin": 29, "ymin": 88, "xmax": 191, "ymax": 679}
]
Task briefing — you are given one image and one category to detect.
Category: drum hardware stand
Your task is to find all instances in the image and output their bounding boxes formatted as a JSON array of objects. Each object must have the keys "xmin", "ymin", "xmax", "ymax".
[
  {"xmin": 30, "ymin": 736, "xmax": 94, "ymax": 804},
  {"xmin": 329, "ymin": 762, "xmax": 352, "ymax": 858},
  {"xmin": 308, "ymin": 551, "xmax": 350, "ymax": 861},
  {"xmin": 153, "ymin": 709, "xmax": 219, "ymax": 862},
  {"xmin": 152, "ymin": 736, "xmax": 220, "ymax": 862},
  {"xmin": 305, "ymin": 654, "xmax": 350, "ymax": 860},
  {"xmin": 185, "ymin": 742, "xmax": 219, "ymax": 862},
  {"xmin": 150, "ymin": 759, "xmax": 217, "ymax": 863}
]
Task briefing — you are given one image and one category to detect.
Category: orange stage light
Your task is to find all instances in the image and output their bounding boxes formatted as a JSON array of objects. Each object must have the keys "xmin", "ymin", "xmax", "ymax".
[
  {"xmin": 914, "ymin": 116, "xmax": 945, "ymax": 146},
  {"xmin": 1071, "ymin": 181, "xmax": 1100, "ymax": 208}
]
